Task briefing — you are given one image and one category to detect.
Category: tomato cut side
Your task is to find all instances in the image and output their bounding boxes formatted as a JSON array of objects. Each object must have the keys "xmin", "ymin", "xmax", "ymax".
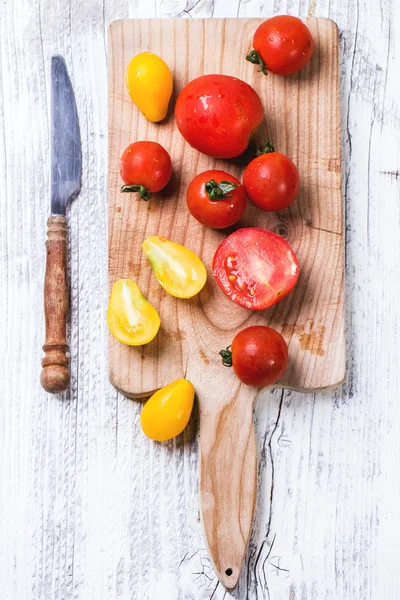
[
  {"xmin": 107, "ymin": 279, "xmax": 160, "ymax": 345},
  {"xmin": 212, "ymin": 228, "xmax": 299, "ymax": 310},
  {"xmin": 143, "ymin": 236, "xmax": 207, "ymax": 299}
]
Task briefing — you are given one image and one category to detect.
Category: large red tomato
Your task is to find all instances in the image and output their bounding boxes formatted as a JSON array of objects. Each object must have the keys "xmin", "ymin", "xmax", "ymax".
[
  {"xmin": 186, "ymin": 170, "xmax": 247, "ymax": 229},
  {"xmin": 246, "ymin": 15, "xmax": 314, "ymax": 76},
  {"xmin": 243, "ymin": 147, "xmax": 300, "ymax": 211},
  {"xmin": 220, "ymin": 326, "xmax": 288, "ymax": 387},
  {"xmin": 120, "ymin": 141, "xmax": 172, "ymax": 200},
  {"xmin": 175, "ymin": 74, "xmax": 264, "ymax": 158},
  {"xmin": 212, "ymin": 228, "xmax": 299, "ymax": 310}
]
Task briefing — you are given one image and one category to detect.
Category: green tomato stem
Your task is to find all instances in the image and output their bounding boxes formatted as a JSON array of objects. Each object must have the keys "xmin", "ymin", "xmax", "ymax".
[
  {"xmin": 256, "ymin": 141, "xmax": 276, "ymax": 156},
  {"xmin": 219, "ymin": 346, "xmax": 233, "ymax": 367},
  {"xmin": 205, "ymin": 179, "xmax": 240, "ymax": 201},
  {"xmin": 121, "ymin": 184, "xmax": 151, "ymax": 201},
  {"xmin": 245, "ymin": 50, "xmax": 268, "ymax": 75}
]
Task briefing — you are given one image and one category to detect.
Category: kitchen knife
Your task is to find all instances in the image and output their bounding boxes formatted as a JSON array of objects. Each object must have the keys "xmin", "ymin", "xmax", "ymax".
[{"xmin": 40, "ymin": 55, "xmax": 82, "ymax": 394}]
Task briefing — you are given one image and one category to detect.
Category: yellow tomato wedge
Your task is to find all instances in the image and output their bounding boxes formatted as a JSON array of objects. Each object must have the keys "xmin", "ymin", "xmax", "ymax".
[
  {"xmin": 107, "ymin": 279, "xmax": 160, "ymax": 346},
  {"xmin": 141, "ymin": 378, "xmax": 195, "ymax": 441},
  {"xmin": 126, "ymin": 52, "xmax": 173, "ymax": 123},
  {"xmin": 142, "ymin": 236, "xmax": 207, "ymax": 298}
]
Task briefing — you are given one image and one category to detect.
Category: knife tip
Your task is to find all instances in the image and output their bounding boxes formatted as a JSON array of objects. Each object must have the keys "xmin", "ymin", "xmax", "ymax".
[{"xmin": 51, "ymin": 54, "xmax": 66, "ymax": 67}]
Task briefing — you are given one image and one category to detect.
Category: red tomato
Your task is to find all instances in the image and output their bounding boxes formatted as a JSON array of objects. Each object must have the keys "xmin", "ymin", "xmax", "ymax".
[
  {"xmin": 246, "ymin": 15, "xmax": 314, "ymax": 76},
  {"xmin": 120, "ymin": 141, "xmax": 172, "ymax": 200},
  {"xmin": 186, "ymin": 170, "xmax": 247, "ymax": 229},
  {"xmin": 212, "ymin": 228, "xmax": 299, "ymax": 310},
  {"xmin": 220, "ymin": 326, "xmax": 288, "ymax": 387},
  {"xmin": 175, "ymin": 74, "xmax": 264, "ymax": 158},
  {"xmin": 243, "ymin": 148, "xmax": 300, "ymax": 212}
]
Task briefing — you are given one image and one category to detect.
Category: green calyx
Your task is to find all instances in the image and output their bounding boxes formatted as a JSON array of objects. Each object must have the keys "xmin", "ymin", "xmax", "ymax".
[
  {"xmin": 245, "ymin": 50, "xmax": 268, "ymax": 75},
  {"xmin": 121, "ymin": 184, "xmax": 151, "ymax": 201},
  {"xmin": 219, "ymin": 346, "xmax": 233, "ymax": 367},
  {"xmin": 205, "ymin": 180, "xmax": 240, "ymax": 201},
  {"xmin": 256, "ymin": 141, "xmax": 275, "ymax": 156}
]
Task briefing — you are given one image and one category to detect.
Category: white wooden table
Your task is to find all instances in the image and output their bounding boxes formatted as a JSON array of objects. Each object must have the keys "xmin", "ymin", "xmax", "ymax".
[{"xmin": 1, "ymin": 0, "xmax": 399, "ymax": 598}]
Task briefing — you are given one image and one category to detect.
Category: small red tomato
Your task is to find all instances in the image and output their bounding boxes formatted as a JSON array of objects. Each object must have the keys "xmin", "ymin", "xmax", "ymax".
[
  {"xmin": 246, "ymin": 15, "xmax": 314, "ymax": 76},
  {"xmin": 175, "ymin": 74, "xmax": 264, "ymax": 158},
  {"xmin": 120, "ymin": 141, "xmax": 172, "ymax": 200},
  {"xmin": 220, "ymin": 326, "xmax": 288, "ymax": 387},
  {"xmin": 212, "ymin": 228, "xmax": 299, "ymax": 311},
  {"xmin": 243, "ymin": 146, "xmax": 300, "ymax": 212},
  {"xmin": 186, "ymin": 170, "xmax": 247, "ymax": 229}
]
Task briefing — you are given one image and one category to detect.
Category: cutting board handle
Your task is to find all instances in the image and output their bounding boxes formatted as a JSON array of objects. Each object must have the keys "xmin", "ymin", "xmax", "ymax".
[
  {"xmin": 40, "ymin": 215, "xmax": 70, "ymax": 394},
  {"xmin": 199, "ymin": 387, "xmax": 257, "ymax": 589}
]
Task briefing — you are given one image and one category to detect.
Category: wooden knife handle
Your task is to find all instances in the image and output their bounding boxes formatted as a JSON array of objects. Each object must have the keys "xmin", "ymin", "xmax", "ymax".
[
  {"xmin": 40, "ymin": 215, "xmax": 70, "ymax": 393},
  {"xmin": 199, "ymin": 387, "xmax": 257, "ymax": 590}
]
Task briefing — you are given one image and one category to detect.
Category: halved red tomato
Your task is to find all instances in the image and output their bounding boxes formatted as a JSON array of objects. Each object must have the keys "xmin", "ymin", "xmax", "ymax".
[{"xmin": 212, "ymin": 228, "xmax": 299, "ymax": 310}]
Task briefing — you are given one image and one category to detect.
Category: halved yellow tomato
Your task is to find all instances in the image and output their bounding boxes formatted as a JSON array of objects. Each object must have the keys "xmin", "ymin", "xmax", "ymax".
[
  {"xmin": 142, "ymin": 236, "xmax": 207, "ymax": 299},
  {"xmin": 126, "ymin": 52, "xmax": 173, "ymax": 123},
  {"xmin": 141, "ymin": 378, "xmax": 195, "ymax": 441},
  {"xmin": 107, "ymin": 279, "xmax": 160, "ymax": 346}
]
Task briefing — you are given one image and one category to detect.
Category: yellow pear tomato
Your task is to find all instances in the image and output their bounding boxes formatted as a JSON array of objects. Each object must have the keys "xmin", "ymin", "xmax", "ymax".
[
  {"xmin": 141, "ymin": 378, "xmax": 195, "ymax": 441},
  {"xmin": 126, "ymin": 52, "xmax": 173, "ymax": 123},
  {"xmin": 142, "ymin": 236, "xmax": 207, "ymax": 299},
  {"xmin": 107, "ymin": 279, "xmax": 160, "ymax": 346}
]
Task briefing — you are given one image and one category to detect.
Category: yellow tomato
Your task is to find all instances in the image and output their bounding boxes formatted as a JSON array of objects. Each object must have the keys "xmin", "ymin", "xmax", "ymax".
[
  {"xmin": 141, "ymin": 378, "xmax": 195, "ymax": 441},
  {"xmin": 107, "ymin": 279, "xmax": 160, "ymax": 346},
  {"xmin": 142, "ymin": 236, "xmax": 207, "ymax": 299},
  {"xmin": 126, "ymin": 52, "xmax": 173, "ymax": 123}
]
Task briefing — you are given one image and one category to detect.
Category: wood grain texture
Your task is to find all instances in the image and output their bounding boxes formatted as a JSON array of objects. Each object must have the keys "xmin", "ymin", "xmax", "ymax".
[
  {"xmin": 1, "ymin": 0, "xmax": 400, "ymax": 599},
  {"xmin": 199, "ymin": 383, "xmax": 257, "ymax": 589},
  {"xmin": 41, "ymin": 215, "xmax": 70, "ymax": 393},
  {"xmin": 108, "ymin": 19, "xmax": 344, "ymax": 587},
  {"xmin": 108, "ymin": 17, "xmax": 345, "ymax": 397}
]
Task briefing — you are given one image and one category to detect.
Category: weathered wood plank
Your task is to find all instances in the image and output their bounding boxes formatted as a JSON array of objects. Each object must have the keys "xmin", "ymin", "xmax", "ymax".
[
  {"xmin": 0, "ymin": 0, "xmax": 399, "ymax": 598},
  {"xmin": 108, "ymin": 17, "xmax": 345, "ymax": 397}
]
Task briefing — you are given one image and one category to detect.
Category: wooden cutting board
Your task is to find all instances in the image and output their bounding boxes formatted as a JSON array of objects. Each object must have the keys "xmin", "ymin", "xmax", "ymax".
[{"xmin": 108, "ymin": 17, "xmax": 344, "ymax": 589}]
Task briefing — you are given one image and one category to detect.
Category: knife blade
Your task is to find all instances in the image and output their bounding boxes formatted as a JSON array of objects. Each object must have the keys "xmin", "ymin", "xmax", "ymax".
[
  {"xmin": 51, "ymin": 55, "xmax": 82, "ymax": 214},
  {"xmin": 41, "ymin": 56, "xmax": 82, "ymax": 394}
]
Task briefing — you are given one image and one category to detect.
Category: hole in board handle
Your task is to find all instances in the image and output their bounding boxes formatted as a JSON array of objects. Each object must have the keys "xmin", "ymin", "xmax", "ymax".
[{"xmin": 225, "ymin": 568, "xmax": 233, "ymax": 576}]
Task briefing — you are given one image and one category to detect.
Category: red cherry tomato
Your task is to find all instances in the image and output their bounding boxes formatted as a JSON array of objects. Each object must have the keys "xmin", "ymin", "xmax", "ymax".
[
  {"xmin": 246, "ymin": 15, "xmax": 314, "ymax": 76},
  {"xmin": 212, "ymin": 228, "xmax": 299, "ymax": 311},
  {"xmin": 220, "ymin": 326, "xmax": 288, "ymax": 387},
  {"xmin": 120, "ymin": 141, "xmax": 172, "ymax": 200},
  {"xmin": 175, "ymin": 74, "xmax": 264, "ymax": 158},
  {"xmin": 186, "ymin": 170, "xmax": 247, "ymax": 229},
  {"xmin": 243, "ymin": 147, "xmax": 300, "ymax": 212}
]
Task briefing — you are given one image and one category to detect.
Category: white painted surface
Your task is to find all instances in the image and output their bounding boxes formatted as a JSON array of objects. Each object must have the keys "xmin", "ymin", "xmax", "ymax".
[{"xmin": 0, "ymin": 0, "xmax": 399, "ymax": 599}]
